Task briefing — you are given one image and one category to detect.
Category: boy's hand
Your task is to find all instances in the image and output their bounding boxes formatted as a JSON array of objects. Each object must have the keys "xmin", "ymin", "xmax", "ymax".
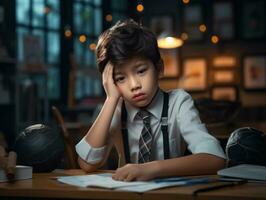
[
  {"xmin": 112, "ymin": 163, "xmax": 155, "ymax": 181},
  {"xmin": 102, "ymin": 62, "xmax": 121, "ymax": 100}
]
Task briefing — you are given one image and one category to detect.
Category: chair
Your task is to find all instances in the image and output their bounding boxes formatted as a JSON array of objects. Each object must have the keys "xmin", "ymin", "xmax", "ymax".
[{"xmin": 51, "ymin": 106, "xmax": 79, "ymax": 169}]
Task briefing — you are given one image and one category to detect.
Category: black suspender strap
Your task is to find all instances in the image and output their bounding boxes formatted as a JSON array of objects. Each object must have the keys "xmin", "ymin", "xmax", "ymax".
[
  {"xmin": 121, "ymin": 101, "xmax": 131, "ymax": 163},
  {"xmin": 121, "ymin": 91, "xmax": 170, "ymax": 163},
  {"xmin": 161, "ymin": 92, "xmax": 170, "ymax": 160}
]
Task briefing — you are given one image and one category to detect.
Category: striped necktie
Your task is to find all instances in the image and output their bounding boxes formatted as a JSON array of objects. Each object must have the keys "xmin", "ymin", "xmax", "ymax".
[{"xmin": 138, "ymin": 110, "xmax": 152, "ymax": 163}]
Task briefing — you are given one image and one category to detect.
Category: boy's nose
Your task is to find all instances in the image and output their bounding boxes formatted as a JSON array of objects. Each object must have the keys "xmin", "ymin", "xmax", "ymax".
[{"xmin": 129, "ymin": 76, "xmax": 141, "ymax": 91}]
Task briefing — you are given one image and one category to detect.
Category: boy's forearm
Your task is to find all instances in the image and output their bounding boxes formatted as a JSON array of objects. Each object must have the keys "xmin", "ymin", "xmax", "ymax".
[
  {"xmin": 147, "ymin": 153, "xmax": 226, "ymax": 179},
  {"xmin": 85, "ymin": 97, "xmax": 119, "ymax": 148}
]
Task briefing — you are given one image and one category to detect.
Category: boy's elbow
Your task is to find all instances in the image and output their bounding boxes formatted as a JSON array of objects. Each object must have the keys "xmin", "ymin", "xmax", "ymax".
[
  {"xmin": 78, "ymin": 157, "xmax": 99, "ymax": 173},
  {"xmin": 214, "ymin": 157, "xmax": 226, "ymax": 170}
]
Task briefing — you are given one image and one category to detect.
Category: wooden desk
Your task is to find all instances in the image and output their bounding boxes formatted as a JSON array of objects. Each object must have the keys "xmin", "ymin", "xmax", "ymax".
[{"xmin": 0, "ymin": 170, "xmax": 265, "ymax": 200}]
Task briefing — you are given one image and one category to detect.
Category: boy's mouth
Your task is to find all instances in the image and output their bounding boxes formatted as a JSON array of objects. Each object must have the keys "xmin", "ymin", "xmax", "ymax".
[{"xmin": 132, "ymin": 93, "xmax": 146, "ymax": 101}]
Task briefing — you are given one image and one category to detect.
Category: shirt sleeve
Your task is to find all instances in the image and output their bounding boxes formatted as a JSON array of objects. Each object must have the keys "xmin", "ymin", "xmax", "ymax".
[
  {"xmin": 176, "ymin": 90, "xmax": 226, "ymax": 159},
  {"xmin": 75, "ymin": 100, "xmax": 122, "ymax": 165},
  {"xmin": 75, "ymin": 138, "xmax": 107, "ymax": 164}
]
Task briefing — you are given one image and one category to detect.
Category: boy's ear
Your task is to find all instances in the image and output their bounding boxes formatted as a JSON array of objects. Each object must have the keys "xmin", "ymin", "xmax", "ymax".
[{"xmin": 157, "ymin": 59, "xmax": 164, "ymax": 78}]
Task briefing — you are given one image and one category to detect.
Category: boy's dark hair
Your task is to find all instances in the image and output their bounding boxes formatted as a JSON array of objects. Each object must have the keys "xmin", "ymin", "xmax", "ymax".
[{"xmin": 96, "ymin": 19, "xmax": 163, "ymax": 74}]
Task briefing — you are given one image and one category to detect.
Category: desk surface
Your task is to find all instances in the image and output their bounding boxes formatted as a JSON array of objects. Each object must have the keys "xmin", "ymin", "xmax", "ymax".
[{"xmin": 0, "ymin": 169, "xmax": 265, "ymax": 200}]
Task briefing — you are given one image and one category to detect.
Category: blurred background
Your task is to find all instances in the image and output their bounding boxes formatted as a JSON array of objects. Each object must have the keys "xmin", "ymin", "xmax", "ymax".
[{"xmin": 0, "ymin": 0, "xmax": 266, "ymax": 150}]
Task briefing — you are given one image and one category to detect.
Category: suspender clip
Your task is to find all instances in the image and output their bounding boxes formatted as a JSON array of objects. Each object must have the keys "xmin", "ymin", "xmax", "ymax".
[{"xmin": 161, "ymin": 117, "xmax": 168, "ymax": 126}]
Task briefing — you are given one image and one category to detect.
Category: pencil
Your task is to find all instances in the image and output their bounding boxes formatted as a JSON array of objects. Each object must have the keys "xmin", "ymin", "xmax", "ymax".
[{"xmin": 193, "ymin": 180, "xmax": 247, "ymax": 195}]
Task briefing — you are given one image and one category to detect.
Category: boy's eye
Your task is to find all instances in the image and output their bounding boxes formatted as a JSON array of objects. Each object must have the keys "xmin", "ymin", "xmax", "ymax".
[
  {"xmin": 137, "ymin": 68, "xmax": 147, "ymax": 74},
  {"xmin": 115, "ymin": 76, "xmax": 125, "ymax": 83}
]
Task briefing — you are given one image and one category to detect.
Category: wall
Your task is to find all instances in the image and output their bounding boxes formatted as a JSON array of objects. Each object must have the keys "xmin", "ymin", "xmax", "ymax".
[{"xmin": 142, "ymin": 0, "xmax": 266, "ymax": 108}]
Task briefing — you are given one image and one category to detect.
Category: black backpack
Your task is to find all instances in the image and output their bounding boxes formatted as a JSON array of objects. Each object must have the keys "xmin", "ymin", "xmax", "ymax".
[{"xmin": 226, "ymin": 127, "xmax": 266, "ymax": 167}]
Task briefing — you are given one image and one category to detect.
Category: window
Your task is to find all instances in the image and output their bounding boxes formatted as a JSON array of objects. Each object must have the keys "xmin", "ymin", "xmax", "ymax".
[
  {"xmin": 73, "ymin": 0, "xmax": 103, "ymax": 100},
  {"xmin": 16, "ymin": 0, "xmax": 60, "ymax": 99}
]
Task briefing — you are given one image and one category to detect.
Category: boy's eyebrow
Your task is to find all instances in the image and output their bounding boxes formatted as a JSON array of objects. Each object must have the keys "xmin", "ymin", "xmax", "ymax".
[
  {"xmin": 113, "ymin": 70, "xmax": 122, "ymax": 75},
  {"xmin": 114, "ymin": 72, "xmax": 121, "ymax": 76},
  {"xmin": 114, "ymin": 60, "xmax": 148, "ymax": 75},
  {"xmin": 134, "ymin": 61, "xmax": 147, "ymax": 67}
]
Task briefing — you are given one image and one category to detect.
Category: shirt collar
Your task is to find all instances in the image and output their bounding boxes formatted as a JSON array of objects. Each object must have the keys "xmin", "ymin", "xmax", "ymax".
[{"xmin": 125, "ymin": 88, "xmax": 164, "ymax": 122}]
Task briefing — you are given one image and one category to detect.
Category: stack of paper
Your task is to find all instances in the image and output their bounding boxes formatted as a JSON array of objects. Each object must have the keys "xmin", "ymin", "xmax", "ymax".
[{"xmin": 57, "ymin": 173, "xmax": 214, "ymax": 193}]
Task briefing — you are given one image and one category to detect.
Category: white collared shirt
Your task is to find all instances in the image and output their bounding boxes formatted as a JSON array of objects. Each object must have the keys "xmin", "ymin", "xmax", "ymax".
[{"xmin": 76, "ymin": 89, "xmax": 226, "ymax": 165}]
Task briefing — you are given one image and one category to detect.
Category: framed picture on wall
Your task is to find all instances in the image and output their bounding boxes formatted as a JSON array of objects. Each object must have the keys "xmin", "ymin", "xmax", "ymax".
[
  {"xmin": 213, "ymin": 55, "xmax": 237, "ymax": 68},
  {"xmin": 160, "ymin": 49, "xmax": 179, "ymax": 78},
  {"xmin": 211, "ymin": 86, "xmax": 238, "ymax": 102},
  {"xmin": 242, "ymin": 0, "xmax": 265, "ymax": 39},
  {"xmin": 243, "ymin": 56, "xmax": 266, "ymax": 90},
  {"xmin": 213, "ymin": 1, "xmax": 234, "ymax": 40},
  {"xmin": 182, "ymin": 4, "xmax": 204, "ymax": 41},
  {"xmin": 180, "ymin": 58, "xmax": 207, "ymax": 91},
  {"xmin": 212, "ymin": 70, "xmax": 237, "ymax": 85}
]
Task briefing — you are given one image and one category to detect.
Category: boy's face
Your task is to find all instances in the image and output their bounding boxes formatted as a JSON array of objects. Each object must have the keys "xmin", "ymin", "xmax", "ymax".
[{"xmin": 113, "ymin": 57, "xmax": 161, "ymax": 108}]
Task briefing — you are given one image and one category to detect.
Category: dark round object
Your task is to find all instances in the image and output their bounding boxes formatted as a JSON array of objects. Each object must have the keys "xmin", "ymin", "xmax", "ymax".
[
  {"xmin": 14, "ymin": 124, "xmax": 64, "ymax": 172},
  {"xmin": 226, "ymin": 127, "xmax": 266, "ymax": 167}
]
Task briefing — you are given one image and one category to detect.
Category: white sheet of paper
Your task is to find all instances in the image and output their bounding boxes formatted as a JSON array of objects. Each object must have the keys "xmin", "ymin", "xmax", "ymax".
[
  {"xmin": 57, "ymin": 173, "xmax": 148, "ymax": 189},
  {"xmin": 57, "ymin": 173, "xmax": 202, "ymax": 192},
  {"xmin": 117, "ymin": 181, "xmax": 188, "ymax": 192}
]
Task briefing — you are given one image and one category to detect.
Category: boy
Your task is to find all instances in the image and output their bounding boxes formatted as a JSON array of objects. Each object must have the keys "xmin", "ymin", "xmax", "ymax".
[{"xmin": 76, "ymin": 19, "xmax": 226, "ymax": 181}]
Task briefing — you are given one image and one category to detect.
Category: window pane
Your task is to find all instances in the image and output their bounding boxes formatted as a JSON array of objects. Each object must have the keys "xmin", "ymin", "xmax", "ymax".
[
  {"xmin": 16, "ymin": 0, "xmax": 30, "ymax": 25},
  {"xmin": 46, "ymin": 0, "xmax": 60, "ymax": 29},
  {"xmin": 74, "ymin": 3, "xmax": 82, "ymax": 33},
  {"xmin": 84, "ymin": 77, "xmax": 93, "ymax": 97},
  {"xmin": 17, "ymin": 27, "xmax": 29, "ymax": 62},
  {"xmin": 94, "ymin": 8, "xmax": 102, "ymax": 35},
  {"xmin": 86, "ymin": 45, "xmax": 96, "ymax": 66},
  {"xmin": 93, "ymin": 79, "xmax": 103, "ymax": 96},
  {"xmin": 74, "ymin": 37, "xmax": 83, "ymax": 65},
  {"xmin": 75, "ymin": 71, "xmax": 83, "ymax": 99},
  {"xmin": 47, "ymin": 32, "xmax": 60, "ymax": 63},
  {"xmin": 82, "ymin": 6, "xmax": 93, "ymax": 34},
  {"xmin": 47, "ymin": 66, "xmax": 60, "ymax": 99},
  {"xmin": 94, "ymin": 0, "xmax": 102, "ymax": 6},
  {"xmin": 32, "ymin": 0, "xmax": 45, "ymax": 27},
  {"xmin": 74, "ymin": 3, "xmax": 94, "ymax": 34},
  {"xmin": 31, "ymin": 29, "xmax": 45, "ymax": 63}
]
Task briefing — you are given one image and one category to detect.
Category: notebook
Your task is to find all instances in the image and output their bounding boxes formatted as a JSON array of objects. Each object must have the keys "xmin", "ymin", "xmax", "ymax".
[
  {"xmin": 217, "ymin": 164, "xmax": 266, "ymax": 181},
  {"xmin": 0, "ymin": 165, "xmax": 33, "ymax": 182}
]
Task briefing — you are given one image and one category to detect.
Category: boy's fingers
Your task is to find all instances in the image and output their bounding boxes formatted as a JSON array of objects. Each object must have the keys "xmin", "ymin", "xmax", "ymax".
[
  {"xmin": 102, "ymin": 63, "xmax": 109, "ymax": 80},
  {"xmin": 125, "ymin": 173, "xmax": 134, "ymax": 182},
  {"xmin": 103, "ymin": 62, "xmax": 113, "ymax": 81},
  {"xmin": 107, "ymin": 62, "xmax": 114, "ymax": 82}
]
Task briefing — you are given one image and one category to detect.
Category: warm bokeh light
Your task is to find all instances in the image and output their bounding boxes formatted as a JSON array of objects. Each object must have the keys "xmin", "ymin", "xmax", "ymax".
[
  {"xmin": 181, "ymin": 33, "xmax": 188, "ymax": 40},
  {"xmin": 89, "ymin": 43, "xmax": 96, "ymax": 51},
  {"xmin": 158, "ymin": 36, "xmax": 183, "ymax": 49},
  {"xmin": 199, "ymin": 24, "xmax": 207, "ymax": 32},
  {"xmin": 105, "ymin": 14, "xmax": 112, "ymax": 22},
  {"xmin": 211, "ymin": 35, "xmax": 219, "ymax": 44},
  {"xmin": 182, "ymin": 0, "xmax": 190, "ymax": 4},
  {"xmin": 64, "ymin": 30, "xmax": 72, "ymax": 38},
  {"xmin": 79, "ymin": 35, "xmax": 87, "ymax": 43},
  {"xmin": 137, "ymin": 4, "xmax": 144, "ymax": 12}
]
